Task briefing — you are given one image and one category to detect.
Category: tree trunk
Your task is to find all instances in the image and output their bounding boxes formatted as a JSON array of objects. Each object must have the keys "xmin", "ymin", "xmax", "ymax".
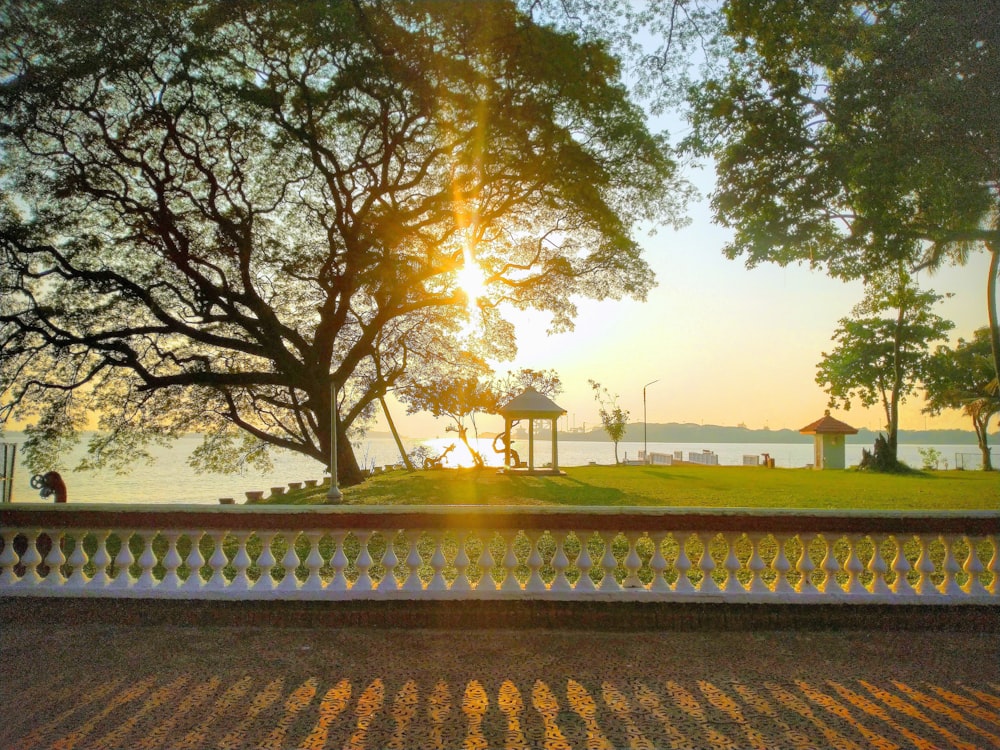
[
  {"xmin": 987, "ymin": 242, "xmax": 1000, "ymax": 391},
  {"xmin": 613, "ymin": 441, "xmax": 620, "ymax": 464},
  {"xmin": 337, "ymin": 424, "xmax": 366, "ymax": 487},
  {"xmin": 456, "ymin": 424, "xmax": 485, "ymax": 468},
  {"xmin": 888, "ymin": 296, "xmax": 906, "ymax": 461},
  {"xmin": 975, "ymin": 413, "xmax": 994, "ymax": 472},
  {"xmin": 379, "ymin": 395, "xmax": 414, "ymax": 471}
]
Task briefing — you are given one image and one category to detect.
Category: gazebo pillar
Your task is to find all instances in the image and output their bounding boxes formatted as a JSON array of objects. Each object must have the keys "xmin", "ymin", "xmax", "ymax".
[
  {"xmin": 503, "ymin": 417, "xmax": 512, "ymax": 469},
  {"xmin": 551, "ymin": 418, "xmax": 559, "ymax": 471},
  {"xmin": 528, "ymin": 418, "xmax": 534, "ymax": 471}
]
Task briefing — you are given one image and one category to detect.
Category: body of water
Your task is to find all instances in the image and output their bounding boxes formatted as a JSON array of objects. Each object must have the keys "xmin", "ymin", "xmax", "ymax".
[{"xmin": 0, "ymin": 433, "xmax": 988, "ymax": 505}]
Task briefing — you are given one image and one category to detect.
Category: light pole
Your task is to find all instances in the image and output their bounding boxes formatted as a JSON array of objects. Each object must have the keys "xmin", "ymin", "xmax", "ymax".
[
  {"xmin": 643, "ymin": 379, "xmax": 659, "ymax": 464},
  {"xmin": 326, "ymin": 380, "xmax": 343, "ymax": 502}
]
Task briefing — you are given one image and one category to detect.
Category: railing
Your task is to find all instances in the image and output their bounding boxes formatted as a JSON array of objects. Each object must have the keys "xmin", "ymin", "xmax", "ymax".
[{"xmin": 1, "ymin": 505, "xmax": 998, "ymax": 603}]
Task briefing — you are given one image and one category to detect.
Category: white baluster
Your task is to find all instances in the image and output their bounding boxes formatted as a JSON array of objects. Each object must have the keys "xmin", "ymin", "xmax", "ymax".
[
  {"xmin": 500, "ymin": 530, "xmax": 521, "ymax": 592},
  {"xmin": 987, "ymin": 536, "xmax": 999, "ymax": 596},
  {"xmin": 402, "ymin": 530, "xmax": 424, "ymax": 592},
  {"xmin": 938, "ymin": 535, "xmax": 963, "ymax": 598},
  {"xmin": 328, "ymin": 531, "xmax": 349, "ymax": 592},
  {"xmin": 722, "ymin": 533, "xmax": 745, "ymax": 594},
  {"xmin": 302, "ymin": 531, "xmax": 326, "ymax": 592},
  {"xmin": 795, "ymin": 534, "xmax": 819, "ymax": 596},
  {"xmin": 843, "ymin": 535, "xmax": 866, "ymax": 596},
  {"xmin": 771, "ymin": 534, "xmax": 795, "ymax": 596},
  {"xmin": 914, "ymin": 535, "xmax": 939, "ymax": 596},
  {"xmin": 550, "ymin": 531, "xmax": 571, "ymax": 593},
  {"xmin": 890, "ymin": 534, "xmax": 915, "ymax": 597},
  {"xmin": 696, "ymin": 533, "xmax": 720, "ymax": 594},
  {"xmin": 597, "ymin": 532, "xmax": 621, "ymax": 592},
  {"xmin": 963, "ymin": 536, "xmax": 988, "ymax": 597},
  {"xmin": 203, "ymin": 530, "xmax": 230, "ymax": 592},
  {"xmin": 451, "ymin": 531, "xmax": 471, "ymax": 592},
  {"xmin": 135, "ymin": 531, "xmax": 159, "ymax": 590},
  {"xmin": 649, "ymin": 532, "xmax": 671, "ymax": 593},
  {"xmin": 253, "ymin": 532, "xmax": 277, "ymax": 592},
  {"xmin": 65, "ymin": 532, "xmax": 90, "ymax": 589},
  {"xmin": 228, "ymin": 531, "xmax": 254, "ymax": 592},
  {"xmin": 90, "ymin": 530, "xmax": 113, "ymax": 587},
  {"xmin": 746, "ymin": 533, "xmax": 769, "ymax": 595},
  {"xmin": 0, "ymin": 529, "xmax": 20, "ymax": 587},
  {"xmin": 524, "ymin": 531, "xmax": 546, "ymax": 593},
  {"xmin": 354, "ymin": 531, "xmax": 374, "ymax": 592},
  {"xmin": 574, "ymin": 532, "xmax": 597, "ymax": 593},
  {"xmin": 475, "ymin": 532, "xmax": 498, "ymax": 592},
  {"xmin": 276, "ymin": 532, "xmax": 301, "ymax": 592},
  {"xmin": 378, "ymin": 530, "xmax": 400, "ymax": 592},
  {"xmin": 622, "ymin": 532, "xmax": 644, "ymax": 589},
  {"xmin": 182, "ymin": 530, "xmax": 206, "ymax": 592},
  {"xmin": 867, "ymin": 535, "xmax": 891, "ymax": 596},
  {"xmin": 427, "ymin": 531, "xmax": 449, "ymax": 592},
  {"xmin": 673, "ymin": 532, "xmax": 695, "ymax": 594},
  {"xmin": 110, "ymin": 530, "xmax": 135, "ymax": 590},
  {"xmin": 159, "ymin": 530, "xmax": 184, "ymax": 590},
  {"xmin": 819, "ymin": 535, "xmax": 840, "ymax": 594},
  {"xmin": 41, "ymin": 531, "xmax": 68, "ymax": 588},
  {"xmin": 17, "ymin": 530, "xmax": 43, "ymax": 586}
]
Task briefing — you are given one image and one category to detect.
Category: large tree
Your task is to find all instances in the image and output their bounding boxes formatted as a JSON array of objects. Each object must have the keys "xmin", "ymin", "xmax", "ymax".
[
  {"xmin": 0, "ymin": 0, "xmax": 687, "ymax": 485},
  {"xmin": 924, "ymin": 327, "xmax": 999, "ymax": 471},
  {"xmin": 686, "ymin": 0, "xmax": 1000, "ymax": 377},
  {"xmin": 816, "ymin": 270, "xmax": 952, "ymax": 461}
]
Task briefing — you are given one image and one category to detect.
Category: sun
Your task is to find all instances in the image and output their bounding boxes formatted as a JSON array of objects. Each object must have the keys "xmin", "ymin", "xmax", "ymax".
[{"xmin": 455, "ymin": 249, "xmax": 486, "ymax": 310}]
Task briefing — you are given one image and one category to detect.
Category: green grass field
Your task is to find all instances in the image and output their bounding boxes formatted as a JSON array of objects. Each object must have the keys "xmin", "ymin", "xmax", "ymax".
[{"xmin": 260, "ymin": 464, "xmax": 999, "ymax": 510}]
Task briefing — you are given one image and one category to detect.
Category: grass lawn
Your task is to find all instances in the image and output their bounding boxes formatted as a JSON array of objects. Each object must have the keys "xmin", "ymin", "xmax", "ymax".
[{"xmin": 261, "ymin": 464, "xmax": 999, "ymax": 511}]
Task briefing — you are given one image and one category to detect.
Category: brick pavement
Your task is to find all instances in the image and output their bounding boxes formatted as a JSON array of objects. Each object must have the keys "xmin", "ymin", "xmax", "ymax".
[{"xmin": 2, "ymin": 602, "xmax": 999, "ymax": 749}]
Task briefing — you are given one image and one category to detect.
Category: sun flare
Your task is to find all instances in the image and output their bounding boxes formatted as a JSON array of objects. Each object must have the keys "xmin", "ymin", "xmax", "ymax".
[{"xmin": 455, "ymin": 250, "xmax": 486, "ymax": 311}]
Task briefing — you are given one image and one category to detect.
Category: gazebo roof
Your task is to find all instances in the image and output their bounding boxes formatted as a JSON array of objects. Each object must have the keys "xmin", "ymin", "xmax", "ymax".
[
  {"xmin": 799, "ymin": 410, "xmax": 858, "ymax": 435},
  {"xmin": 499, "ymin": 387, "xmax": 566, "ymax": 418}
]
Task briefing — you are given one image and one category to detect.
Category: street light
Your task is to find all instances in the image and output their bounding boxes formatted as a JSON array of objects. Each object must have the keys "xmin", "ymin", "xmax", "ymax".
[
  {"xmin": 643, "ymin": 379, "xmax": 660, "ymax": 464},
  {"xmin": 326, "ymin": 380, "xmax": 343, "ymax": 502}
]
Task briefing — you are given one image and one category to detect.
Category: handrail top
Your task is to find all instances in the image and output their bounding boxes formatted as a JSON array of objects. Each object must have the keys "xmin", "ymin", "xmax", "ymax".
[
  {"xmin": 3, "ymin": 503, "xmax": 998, "ymax": 534},
  {"xmin": 2, "ymin": 502, "xmax": 999, "ymax": 519}
]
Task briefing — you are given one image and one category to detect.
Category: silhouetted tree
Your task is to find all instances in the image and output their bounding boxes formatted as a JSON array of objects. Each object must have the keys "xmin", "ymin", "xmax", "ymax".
[
  {"xmin": 401, "ymin": 366, "xmax": 561, "ymax": 468},
  {"xmin": 0, "ymin": 1, "xmax": 687, "ymax": 484}
]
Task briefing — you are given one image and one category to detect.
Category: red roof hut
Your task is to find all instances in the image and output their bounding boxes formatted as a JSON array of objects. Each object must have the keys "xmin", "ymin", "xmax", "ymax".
[{"xmin": 799, "ymin": 410, "xmax": 858, "ymax": 469}]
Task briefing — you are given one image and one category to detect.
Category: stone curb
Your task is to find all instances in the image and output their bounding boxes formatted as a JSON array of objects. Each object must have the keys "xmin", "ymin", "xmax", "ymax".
[{"xmin": 3, "ymin": 597, "xmax": 998, "ymax": 632}]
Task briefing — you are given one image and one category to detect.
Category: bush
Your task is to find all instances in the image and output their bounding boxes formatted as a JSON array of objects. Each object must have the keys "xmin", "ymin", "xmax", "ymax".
[{"xmin": 918, "ymin": 447, "xmax": 942, "ymax": 471}]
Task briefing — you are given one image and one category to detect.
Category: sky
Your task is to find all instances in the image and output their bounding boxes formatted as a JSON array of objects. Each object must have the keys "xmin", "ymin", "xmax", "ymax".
[{"xmin": 378, "ymin": 164, "xmax": 991, "ymax": 440}]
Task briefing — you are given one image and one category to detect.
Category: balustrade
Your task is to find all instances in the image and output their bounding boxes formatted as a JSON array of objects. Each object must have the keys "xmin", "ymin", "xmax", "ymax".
[{"xmin": 0, "ymin": 506, "xmax": 997, "ymax": 602}]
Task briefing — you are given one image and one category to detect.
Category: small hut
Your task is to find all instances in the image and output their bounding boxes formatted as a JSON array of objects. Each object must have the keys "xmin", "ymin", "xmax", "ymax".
[
  {"xmin": 498, "ymin": 387, "xmax": 566, "ymax": 475},
  {"xmin": 799, "ymin": 410, "xmax": 858, "ymax": 469}
]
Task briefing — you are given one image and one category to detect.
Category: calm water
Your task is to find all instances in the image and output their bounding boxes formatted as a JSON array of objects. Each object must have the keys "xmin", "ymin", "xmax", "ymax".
[{"xmin": 0, "ymin": 433, "xmax": 986, "ymax": 505}]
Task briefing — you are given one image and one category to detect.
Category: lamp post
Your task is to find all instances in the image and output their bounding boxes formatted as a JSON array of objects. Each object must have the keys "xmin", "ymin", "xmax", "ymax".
[
  {"xmin": 326, "ymin": 380, "xmax": 343, "ymax": 503},
  {"xmin": 643, "ymin": 379, "xmax": 659, "ymax": 465}
]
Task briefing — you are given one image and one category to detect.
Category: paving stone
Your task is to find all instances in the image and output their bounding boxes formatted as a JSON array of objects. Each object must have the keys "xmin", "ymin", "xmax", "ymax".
[{"xmin": 1, "ymin": 606, "xmax": 999, "ymax": 749}]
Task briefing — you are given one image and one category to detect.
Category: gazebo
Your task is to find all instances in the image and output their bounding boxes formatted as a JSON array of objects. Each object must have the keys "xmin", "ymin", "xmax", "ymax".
[
  {"xmin": 498, "ymin": 387, "xmax": 567, "ymax": 475},
  {"xmin": 799, "ymin": 410, "xmax": 859, "ymax": 469}
]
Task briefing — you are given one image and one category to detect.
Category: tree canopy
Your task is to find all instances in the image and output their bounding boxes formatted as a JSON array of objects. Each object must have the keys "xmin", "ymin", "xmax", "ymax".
[
  {"xmin": 0, "ymin": 0, "xmax": 687, "ymax": 484},
  {"xmin": 923, "ymin": 327, "xmax": 999, "ymax": 470},
  {"xmin": 687, "ymin": 0, "xmax": 1000, "ymax": 374}
]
